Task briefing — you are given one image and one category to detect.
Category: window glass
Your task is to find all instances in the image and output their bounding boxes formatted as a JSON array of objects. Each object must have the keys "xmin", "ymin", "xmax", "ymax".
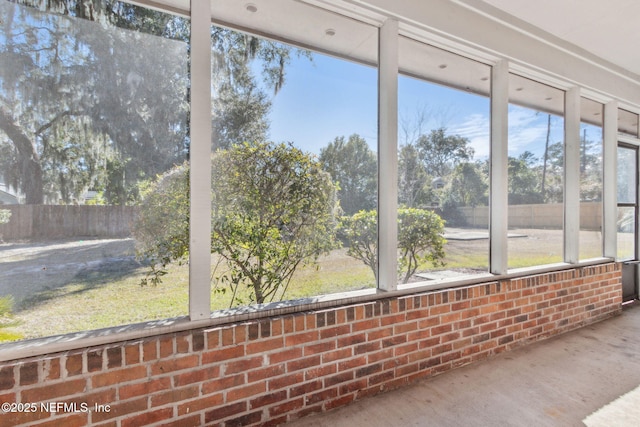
[
  {"xmin": 0, "ymin": 0, "xmax": 190, "ymax": 341},
  {"xmin": 579, "ymin": 98, "xmax": 603, "ymax": 260},
  {"xmin": 208, "ymin": 14, "xmax": 379, "ymax": 308},
  {"xmin": 618, "ymin": 109, "xmax": 639, "ymax": 138},
  {"xmin": 616, "ymin": 146, "xmax": 637, "ymax": 261},
  {"xmin": 508, "ymin": 75, "xmax": 565, "ymax": 269},
  {"xmin": 397, "ymin": 36, "xmax": 490, "ymax": 285}
]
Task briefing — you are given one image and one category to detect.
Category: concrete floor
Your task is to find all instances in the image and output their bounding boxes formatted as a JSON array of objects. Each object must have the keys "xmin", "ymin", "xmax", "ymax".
[{"xmin": 286, "ymin": 303, "xmax": 640, "ymax": 427}]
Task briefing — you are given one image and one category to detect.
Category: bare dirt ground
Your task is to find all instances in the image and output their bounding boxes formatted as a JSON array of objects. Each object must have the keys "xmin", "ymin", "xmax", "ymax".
[{"xmin": 0, "ymin": 238, "xmax": 138, "ymax": 307}]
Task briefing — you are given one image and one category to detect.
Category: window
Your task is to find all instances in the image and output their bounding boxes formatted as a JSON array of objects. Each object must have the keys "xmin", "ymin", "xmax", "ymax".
[
  {"xmin": 208, "ymin": 8, "xmax": 379, "ymax": 308},
  {"xmin": 579, "ymin": 98, "xmax": 604, "ymax": 260},
  {"xmin": 397, "ymin": 36, "xmax": 490, "ymax": 285},
  {"xmin": 617, "ymin": 145, "xmax": 637, "ymax": 261},
  {"xmin": 0, "ymin": 0, "xmax": 190, "ymax": 340},
  {"xmin": 618, "ymin": 109, "xmax": 639, "ymax": 138},
  {"xmin": 508, "ymin": 75, "xmax": 565, "ymax": 269}
]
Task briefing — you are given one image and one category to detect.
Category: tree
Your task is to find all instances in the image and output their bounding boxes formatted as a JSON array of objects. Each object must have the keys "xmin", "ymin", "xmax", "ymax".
[
  {"xmin": 416, "ymin": 128, "xmax": 474, "ymax": 178},
  {"xmin": 319, "ymin": 134, "xmax": 376, "ymax": 215},
  {"xmin": 508, "ymin": 151, "xmax": 543, "ymax": 205},
  {"xmin": 135, "ymin": 142, "xmax": 340, "ymax": 305},
  {"xmin": 340, "ymin": 208, "xmax": 446, "ymax": 284},
  {"xmin": 398, "ymin": 143, "xmax": 431, "ymax": 208},
  {"xmin": 210, "ymin": 26, "xmax": 309, "ymax": 150},
  {"xmin": 0, "ymin": 0, "xmax": 190, "ymax": 204},
  {"xmin": 439, "ymin": 162, "xmax": 488, "ymax": 225}
]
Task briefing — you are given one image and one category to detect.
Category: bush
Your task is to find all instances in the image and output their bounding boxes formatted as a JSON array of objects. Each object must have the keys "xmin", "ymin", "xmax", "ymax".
[
  {"xmin": 135, "ymin": 142, "xmax": 340, "ymax": 305},
  {"xmin": 340, "ymin": 208, "xmax": 446, "ymax": 284},
  {"xmin": 0, "ymin": 209, "xmax": 10, "ymax": 225},
  {"xmin": 0, "ymin": 296, "xmax": 22, "ymax": 343}
]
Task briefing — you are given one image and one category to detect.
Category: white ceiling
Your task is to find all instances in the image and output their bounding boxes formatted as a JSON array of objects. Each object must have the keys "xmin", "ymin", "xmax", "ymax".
[{"xmin": 475, "ymin": 0, "xmax": 640, "ymax": 79}]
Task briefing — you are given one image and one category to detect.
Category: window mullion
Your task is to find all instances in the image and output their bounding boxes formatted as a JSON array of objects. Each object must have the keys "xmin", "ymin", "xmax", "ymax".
[
  {"xmin": 564, "ymin": 87, "xmax": 581, "ymax": 263},
  {"xmin": 378, "ymin": 18, "xmax": 399, "ymax": 292},
  {"xmin": 603, "ymin": 101, "xmax": 618, "ymax": 259},
  {"xmin": 188, "ymin": 0, "xmax": 212, "ymax": 320},
  {"xmin": 490, "ymin": 60, "xmax": 509, "ymax": 275}
]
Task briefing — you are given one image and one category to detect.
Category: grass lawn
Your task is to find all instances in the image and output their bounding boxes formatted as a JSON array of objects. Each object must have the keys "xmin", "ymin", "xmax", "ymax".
[{"xmin": 2, "ymin": 228, "xmax": 601, "ymax": 341}]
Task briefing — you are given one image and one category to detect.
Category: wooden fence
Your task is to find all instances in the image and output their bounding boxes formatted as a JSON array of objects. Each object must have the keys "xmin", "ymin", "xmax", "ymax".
[
  {"xmin": 0, "ymin": 205, "xmax": 138, "ymax": 241},
  {"xmin": 458, "ymin": 202, "xmax": 603, "ymax": 230}
]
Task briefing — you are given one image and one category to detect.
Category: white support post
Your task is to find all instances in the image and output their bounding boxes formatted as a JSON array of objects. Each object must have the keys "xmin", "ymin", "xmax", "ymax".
[
  {"xmin": 564, "ymin": 87, "xmax": 581, "ymax": 263},
  {"xmin": 378, "ymin": 19, "xmax": 399, "ymax": 292},
  {"xmin": 490, "ymin": 60, "xmax": 509, "ymax": 275},
  {"xmin": 189, "ymin": 0, "xmax": 212, "ymax": 320},
  {"xmin": 603, "ymin": 101, "xmax": 618, "ymax": 259}
]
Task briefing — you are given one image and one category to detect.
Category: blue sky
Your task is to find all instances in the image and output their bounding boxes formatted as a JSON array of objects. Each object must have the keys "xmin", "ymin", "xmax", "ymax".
[{"xmin": 262, "ymin": 50, "xmax": 598, "ymax": 163}]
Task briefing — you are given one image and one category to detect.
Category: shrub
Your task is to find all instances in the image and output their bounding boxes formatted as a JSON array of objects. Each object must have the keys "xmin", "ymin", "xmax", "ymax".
[
  {"xmin": 340, "ymin": 208, "xmax": 446, "ymax": 284},
  {"xmin": 135, "ymin": 142, "xmax": 340, "ymax": 305}
]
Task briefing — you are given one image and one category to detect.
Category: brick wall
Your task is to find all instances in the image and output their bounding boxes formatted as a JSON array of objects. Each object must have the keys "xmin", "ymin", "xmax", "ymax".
[{"xmin": 0, "ymin": 263, "xmax": 622, "ymax": 426}]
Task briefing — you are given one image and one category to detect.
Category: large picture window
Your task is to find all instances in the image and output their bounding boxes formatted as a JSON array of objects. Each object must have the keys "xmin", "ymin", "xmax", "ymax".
[
  {"xmin": 207, "ymin": 26, "xmax": 378, "ymax": 307},
  {"xmin": 579, "ymin": 98, "xmax": 604, "ymax": 260},
  {"xmin": 508, "ymin": 75, "xmax": 565, "ymax": 269},
  {"xmin": 397, "ymin": 37, "xmax": 491, "ymax": 285},
  {"xmin": 0, "ymin": 0, "xmax": 190, "ymax": 340}
]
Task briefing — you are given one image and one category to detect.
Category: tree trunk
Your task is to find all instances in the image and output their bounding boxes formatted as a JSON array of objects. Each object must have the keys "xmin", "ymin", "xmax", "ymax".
[
  {"xmin": 541, "ymin": 114, "xmax": 551, "ymax": 202},
  {"xmin": 0, "ymin": 107, "xmax": 44, "ymax": 204}
]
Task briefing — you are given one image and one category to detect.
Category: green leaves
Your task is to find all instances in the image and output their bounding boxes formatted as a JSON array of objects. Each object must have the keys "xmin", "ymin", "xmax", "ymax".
[
  {"xmin": 136, "ymin": 142, "xmax": 339, "ymax": 305},
  {"xmin": 340, "ymin": 208, "xmax": 446, "ymax": 284},
  {"xmin": 211, "ymin": 142, "xmax": 339, "ymax": 304}
]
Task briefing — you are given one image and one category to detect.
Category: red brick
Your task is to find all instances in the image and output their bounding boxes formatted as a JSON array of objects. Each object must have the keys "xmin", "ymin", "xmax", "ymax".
[
  {"xmin": 107, "ymin": 347, "xmax": 123, "ymax": 369},
  {"xmin": 287, "ymin": 355, "xmax": 320, "ymax": 373},
  {"xmin": 0, "ymin": 408, "xmax": 51, "ymax": 426},
  {"xmin": 319, "ymin": 325, "xmax": 350, "ymax": 339},
  {"xmin": 304, "ymin": 340, "xmax": 336, "ymax": 356},
  {"xmin": 225, "ymin": 411, "xmax": 263, "ymax": 427},
  {"xmin": 142, "ymin": 340, "xmax": 158, "ymax": 362},
  {"xmin": 178, "ymin": 393, "xmax": 225, "ymax": 416},
  {"xmin": 150, "ymin": 354, "xmax": 199, "ymax": 376},
  {"xmin": 305, "ymin": 364, "xmax": 337, "ymax": 380},
  {"xmin": 250, "ymin": 390, "xmax": 288, "ymax": 409},
  {"xmin": 204, "ymin": 401, "xmax": 246, "ymax": 423},
  {"xmin": 156, "ymin": 414, "xmax": 201, "ymax": 427},
  {"xmin": 269, "ymin": 347, "xmax": 303, "ymax": 364},
  {"xmin": 269, "ymin": 398, "xmax": 304, "ymax": 417},
  {"xmin": 247, "ymin": 364, "xmax": 286, "ymax": 383},
  {"xmin": 22, "ymin": 378, "xmax": 87, "ymax": 402},
  {"xmin": 173, "ymin": 365, "xmax": 219, "ymax": 387},
  {"xmin": 202, "ymin": 373, "xmax": 245, "ymax": 395},
  {"xmin": 44, "ymin": 358, "xmax": 61, "ymax": 381},
  {"xmin": 125, "ymin": 342, "xmax": 141, "ymax": 365},
  {"xmin": 120, "ymin": 377, "xmax": 171, "ymax": 400},
  {"xmin": 20, "ymin": 361, "xmax": 39, "ymax": 385},
  {"xmin": 122, "ymin": 407, "xmax": 173, "ymax": 427},
  {"xmin": 34, "ymin": 413, "xmax": 87, "ymax": 427},
  {"xmin": 269, "ymin": 372, "xmax": 304, "ymax": 391},
  {"xmin": 92, "ymin": 366, "xmax": 147, "ymax": 389},
  {"xmin": 202, "ymin": 345, "xmax": 244, "ymax": 364},
  {"xmin": 322, "ymin": 347, "xmax": 352, "ymax": 363},
  {"xmin": 176, "ymin": 332, "xmax": 191, "ymax": 353},
  {"xmin": 227, "ymin": 382, "xmax": 266, "ymax": 401},
  {"xmin": 91, "ymin": 397, "xmax": 147, "ymax": 423},
  {"xmin": 246, "ymin": 337, "xmax": 284, "ymax": 354},
  {"xmin": 66, "ymin": 353, "xmax": 83, "ymax": 376},
  {"xmin": 152, "ymin": 385, "xmax": 202, "ymax": 408},
  {"xmin": 338, "ymin": 355, "xmax": 367, "ymax": 372},
  {"xmin": 308, "ymin": 387, "xmax": 339, "ymax": 404},
  {"xmin": 159, "ymin": 336, "xmax": 174, "ymax": 358},
  {"xmin": 225, "ymin": 356, "xmax": 262, "ymax": 375},
  {"xmin": 285, "ymin": 331, "xmax": 318, "ymax": 346}
]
